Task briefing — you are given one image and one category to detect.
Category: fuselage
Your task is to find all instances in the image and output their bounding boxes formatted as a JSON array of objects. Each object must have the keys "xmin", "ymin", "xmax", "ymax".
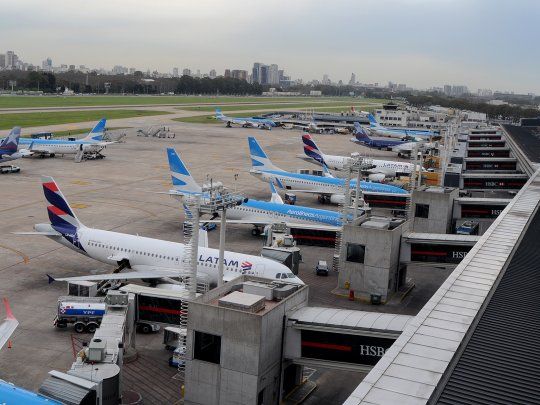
[
  {"xmin": 39, "ymin": 224, "xmax": 302, "ymax": 284},
  {"xmin": 227, "ymin": 199, "xmax": 342, "ymax": 227},
  {"xmin": 250, "ymin": 168, "xmax": 408, "ymax": 196},
  {"xmin": 370, "ymin": 125, "xmax": 435, "ymax": 138},
  {"xmin": 316, "ymin": 153, "xmax": 414, "ymax": 175},
  {"xmin": 17, "ymin": 138, "xmax": 104, "ymax": 155}
]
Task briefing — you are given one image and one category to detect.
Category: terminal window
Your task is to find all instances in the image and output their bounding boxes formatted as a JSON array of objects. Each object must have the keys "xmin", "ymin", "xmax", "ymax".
[
  {"xmin": 415, "ymin": 203, "xmax": 430, "ymax": 218},
  {"xmin": 194, "ymin": 331, "xmax": 221, "ymax": 364},
  {"xmin": 346, "ymin": 243, "xmax": 365, "ymax": 263}
]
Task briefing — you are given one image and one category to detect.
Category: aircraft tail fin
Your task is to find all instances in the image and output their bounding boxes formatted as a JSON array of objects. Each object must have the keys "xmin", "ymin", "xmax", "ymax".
[
  {"xmin": 166, "ymin": 148, "xmax": 203, "ymax": 194},
  {"xmin": 82, "ymin": 118, "xmax": 107, "ymax": 141},
  {"xmin": 302, "ymin": 134, "xmax": 325, "ymax": 164},
  {"xmin": 41, "ymin": 176, "xmax": 85, "ymax": 230},
  {"xmin": 354, "ymin": 123, "xmax": 372, "ymax": 142},
  {"xmin": 367, "ymin": 114, "xmax": 381, "ymax": 128},
  {"xmin": 0, "ymin": 127, "xmax": 21, "ymax": 153},
  {"xmin": 248, "ymin": 137, "xmax": 279, "ymax": 171},
  {"xmin": 215, "ymin": 108, "xmax": 224, "ymax": 118},
  {"xmin": 269, "ymin": 183, "xmax": 284, "ymax": 204}
]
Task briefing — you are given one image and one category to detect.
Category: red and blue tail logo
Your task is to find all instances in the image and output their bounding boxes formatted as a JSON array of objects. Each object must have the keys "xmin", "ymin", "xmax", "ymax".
[
  {"xmin": 302, "ymin": 134, "xmax": 324, "ymax": 164},
  {"xmin": 42, "ymin": 176, "xmax": 85, "ymax": 251}
]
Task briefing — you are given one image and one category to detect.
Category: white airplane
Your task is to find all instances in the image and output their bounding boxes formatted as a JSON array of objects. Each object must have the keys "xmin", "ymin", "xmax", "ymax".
[
  {"xmin": 299, "ymin": 134, "xmax": 423, "ymax": 181},
  {"xmin": 15, "ymin": 119, "xmax": 114, "ymax": 159},
  {"xmin": 248, "ymin": 137, "xmax": 409, "ymax": 204},
  {"xmin": 17, "ymin": 176, "xmax": 303, "ymax": 286},
  {"xmin": 166, "ymin": 148, "xmax": 344, "ymax": 235}
]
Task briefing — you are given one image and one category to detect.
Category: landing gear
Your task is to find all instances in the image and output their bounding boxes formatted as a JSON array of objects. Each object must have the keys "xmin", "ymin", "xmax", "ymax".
[
  {"xmin": 318, "ymin": 195, "xmax": 330, "ymax": 204},
  {"xmin": 226, "ymin": 122, "xmax": 232, "ymax": 128}
]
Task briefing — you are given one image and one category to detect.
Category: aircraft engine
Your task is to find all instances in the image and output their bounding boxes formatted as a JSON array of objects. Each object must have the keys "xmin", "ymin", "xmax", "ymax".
[{"xmin": 368, "ymin": 173, "xmax": 387, "ymax": 182}]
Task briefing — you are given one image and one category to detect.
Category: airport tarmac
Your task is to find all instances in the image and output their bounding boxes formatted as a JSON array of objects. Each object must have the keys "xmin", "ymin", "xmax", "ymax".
[{"xmin": 0, "ymin": 123, "xmax": 451, "ymax": 402}]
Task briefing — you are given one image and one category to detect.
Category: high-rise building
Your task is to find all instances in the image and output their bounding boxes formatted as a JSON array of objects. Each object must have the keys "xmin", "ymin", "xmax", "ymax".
[
  {"xmin": 443, "ymin": 85, "xmax": 452, "ymax": 96},
  {"xmin": 259, "ymin": 65, "xmax": 269, "ymax": 85},
  {"xmin": 182, "ymin": 68, "xmax": 191, "ymax": 76},
  {"xmin": 129, "ymin": 67, "xmax": 136, "ymax": 74},
  {"xmin": 349, "ymin": 73, "xmax": 356, "ymax": 86},
  {"xmin": 231, "ymin": 70, "xmax": 248, "ymax": 81},
  {"xmin": 6, "ymin": 51, "xmax": 15, "ymax": 68},
  {"xmin": 224, "ymin": 69, "xmax": 231, "ymax": 78},
  {"xmin": 252, "ymin": 62, "xmax": 262, "ymax": 84},
  {"xmin": 172, "ymin": 67, "xmax": 179, "ymax": 77},
  {"xmin": 322, "ymin": 74, "xmax": 330, "ymax": 85},
  {"xmin": 0, "ymin": 54, "xmax": 6, "ymax": 68},
  {"xmin": 69, "ymin": 65, "xmax": 76, "ymax": 71},
  {"xmin": 209, "ymin": 69, "xmax": 217, "ymax": 79},
  {"xmin": 268, "ymin": 64, "xmax": 279, "ymax": 85}
]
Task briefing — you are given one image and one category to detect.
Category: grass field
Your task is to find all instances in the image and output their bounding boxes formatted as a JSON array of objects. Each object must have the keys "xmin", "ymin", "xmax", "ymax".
[
  {"xmin": 178, "ymin": 99, "xmax": 383, "ymax": 112},
  {"xmin": 51, "ymin": 127, "xmax": 129, "ymax": 137},
  {"xmin": 173, "ymin": 104, "xmax": 378, "ymax": 125},
  {"xmin": 0, "ymin": 110, "xmax": 170, "ymax": 130},
  {"xmin": 0, "ymin": 95, "xmax": 373, "ymax": 109}
]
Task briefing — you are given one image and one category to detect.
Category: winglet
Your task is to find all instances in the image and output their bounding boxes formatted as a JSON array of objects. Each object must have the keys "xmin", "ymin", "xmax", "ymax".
[
  {"xmin": 47, "ymin": 274, "xmax": 56, "ymax": 284},
  {"xmin": 269, "ymin": 183, "xmax": 284, "ymax": 204},
  {"xmin": 2, "ymin": 298, "xmax": 15, "ymax": 320}
]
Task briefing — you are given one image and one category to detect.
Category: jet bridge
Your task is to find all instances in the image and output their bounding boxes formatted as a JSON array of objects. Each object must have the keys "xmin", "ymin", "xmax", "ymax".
[
  {"xmin": 401, "ymin": 232, "xmax": 479, "ymax": 265},
  {"xmin": 284, "ymin": 307, "xmax": 412, "ymax": 372}
]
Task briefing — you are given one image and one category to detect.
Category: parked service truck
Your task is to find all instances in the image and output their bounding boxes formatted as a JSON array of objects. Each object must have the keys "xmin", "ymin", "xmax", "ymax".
[
  {"xmin": 54, "ymin": 296, "xmax": 159, "ymax": 334},
  {"xmin": 54, "ymin": 296, "xmax": 105, "ymax": 333}
]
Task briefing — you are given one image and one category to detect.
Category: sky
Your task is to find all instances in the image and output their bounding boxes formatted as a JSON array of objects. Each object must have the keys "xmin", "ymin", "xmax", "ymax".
[{"xmin": 2, "ymin": 0, "xmax": 540, "ymax": 93}]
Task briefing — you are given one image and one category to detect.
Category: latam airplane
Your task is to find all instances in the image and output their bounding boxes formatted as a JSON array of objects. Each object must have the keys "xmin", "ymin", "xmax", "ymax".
[
  {"xmin": 299, "ymin": 134, "xmax": 422, "ymax": 181},
  {"xmin": 0, "ymin": 127, "xmax": 32, "ymax": 164},
  {"xmin": 0, "ymin": 299, "xmax": 60, "ymax": 404},
  {"xmin": 166, "ymin": 148, "xmax": 345, "ymax": 235},
  {"xmin": 16, "ymin": 119, "xmax": 113, "ymax": 158},
  {"xmin": 248, "ymin": 136, "xmax": 409, "ymax": 204},
  {"xmin": 367, "ymin": 113, "xmax": 438, "ymax": 138},
  {"xmin": 215, "ymin": 109, "xmax": 276, "ymax": 130},
  {"xmin": 18, "ymin": 177, "xmax": 303, "ymax": 286}
]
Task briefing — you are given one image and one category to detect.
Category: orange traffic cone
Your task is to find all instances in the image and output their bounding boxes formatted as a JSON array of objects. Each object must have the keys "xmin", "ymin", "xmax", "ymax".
[{"xmin": 7, "ymin": 340, "xmax": 12, "ymax": 349}]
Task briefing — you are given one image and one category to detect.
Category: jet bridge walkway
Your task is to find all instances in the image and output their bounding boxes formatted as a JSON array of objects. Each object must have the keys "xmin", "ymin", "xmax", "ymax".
[
  {"xmin": 284, "ymin": 307, "xmax": 412, "ymax": 372},
  {"xmin": 401, "ymin": 232, "xmax": 479, "ymax": 265}
]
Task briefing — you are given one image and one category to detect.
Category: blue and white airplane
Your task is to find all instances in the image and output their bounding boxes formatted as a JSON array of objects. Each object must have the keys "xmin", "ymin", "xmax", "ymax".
[
  {"xmin": 166, "ymin": 148, "xmax": 347, "ymax": 234},
  {"xmin": 0, "ymin": 127, "xmax": 32, "ymax": 164},
  {"xmin": 0, "ymin": 298, "xmax": 61, "ymax": 404},
  {"xmin": 15, "ymin": 118, "xmax": 113, "ymax": 158},
  {"xmin": 367, "ymin": 113, "xmax": 438, "ymax": 138},
  {"xmin": 248, "ymin": 136, "xmax": 409, "ymax": 205},
  {"xmin": 215, "ymin": 109, "xmax": 277, "ymax": 130}
]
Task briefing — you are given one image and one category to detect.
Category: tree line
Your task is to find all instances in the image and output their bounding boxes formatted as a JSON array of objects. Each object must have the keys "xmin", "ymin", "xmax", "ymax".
[{"xmin": 0, "ymin": 71, "xmax": 263, "ymax": 95}]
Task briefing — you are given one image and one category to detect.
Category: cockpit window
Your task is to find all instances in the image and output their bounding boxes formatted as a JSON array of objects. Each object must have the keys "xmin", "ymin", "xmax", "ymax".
[
  {"xmin": 287, "ymin": 273, "xmax": 296, "ymax": 278},
  {"xmin": 275, "ymin": 273, "xmax": 281, "ymax": 278}
]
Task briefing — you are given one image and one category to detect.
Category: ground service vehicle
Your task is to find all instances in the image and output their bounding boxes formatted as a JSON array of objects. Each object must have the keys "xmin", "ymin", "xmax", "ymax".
[{"xmin": 315, "ymin": 260, "xmax": 329, "ymax": 276}]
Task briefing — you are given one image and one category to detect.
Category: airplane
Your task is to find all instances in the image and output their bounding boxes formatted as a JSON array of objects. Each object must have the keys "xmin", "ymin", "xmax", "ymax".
[
  {"xmin": 0, "ymin": 299, "xmax": 63, "ymax": 404},
  {"xmin": 299, "ymin": 134, "xmax": 422, "ymax": 181},
  {"xmin": 351, "ymin": 123, "xmax": 427, "ymax": 157},
  {"xmin": 166, "ymin": 148, "xmax": 346, "ymax": 235},
  {"xmin": 17, "ymin": 176, "xmax": 303, "ymax": 286},
  {"xmin": 366, "ymin": 113, "xmax": 438, "ymax": 138},
  {"xmin": 0, "ymin": 127, "xmax": 32, "ymax": 164},
  {"xmin": 248, "ymin": 136, "xmax": 409, "ymax": 205},
  {"xmin": 15, "ymin": 119, "xmax": 113, "ymax": 159},
  {"xmin": 215, "ymin": 109, "xmax": 277, "ymax": 130}
]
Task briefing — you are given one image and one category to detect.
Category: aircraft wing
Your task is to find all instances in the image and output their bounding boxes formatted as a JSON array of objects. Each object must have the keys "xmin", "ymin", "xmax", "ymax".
[
  {"xmin": 201, "ymin": 219, "xmax": 340, "ymax": 232},
  {"xmin": 0, "ymin": 298, "xmax": 18, "ymax": 351},
  {"xmin": 13, "ymin": 231, "xmax": 61, "ymax": 237},
  {"xmin": 48, "ymin": 269, "xmax": 179, "ymax": 283}
]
